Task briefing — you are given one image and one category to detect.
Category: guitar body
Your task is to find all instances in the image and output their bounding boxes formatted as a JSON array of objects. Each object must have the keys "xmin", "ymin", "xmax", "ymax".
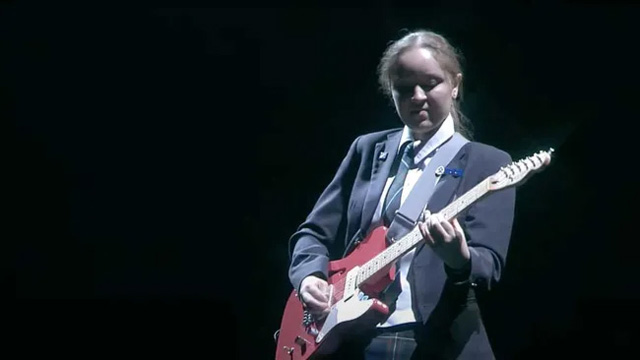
[{"xmin": 275, "ymin": 226, "xmax": 396, "ymax": 360}]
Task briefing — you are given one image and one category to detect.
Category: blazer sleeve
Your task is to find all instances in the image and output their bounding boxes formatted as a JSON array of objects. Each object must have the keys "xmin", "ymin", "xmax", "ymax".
[
  {"xmin": 446, "ymin": 146, "xmax": 516, "ymax": 291},
  {"xmin": 288, "ymin": 136, "xmax": 362, "ymax": 292}
]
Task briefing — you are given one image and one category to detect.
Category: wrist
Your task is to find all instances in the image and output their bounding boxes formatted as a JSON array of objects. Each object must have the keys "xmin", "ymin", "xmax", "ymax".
[
  {"xmin": 445, "ymin": 257, "xmax": 471, "ymax": 283},
  {"xmin": 446, "ymin": 256, "xmax": 470, "ymax": 270}
]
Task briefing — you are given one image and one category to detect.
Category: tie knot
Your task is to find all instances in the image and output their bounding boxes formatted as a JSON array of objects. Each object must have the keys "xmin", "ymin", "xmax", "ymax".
[{"xmin": 402, "ymin": 142, "xmax": 415, "ymax": 169}]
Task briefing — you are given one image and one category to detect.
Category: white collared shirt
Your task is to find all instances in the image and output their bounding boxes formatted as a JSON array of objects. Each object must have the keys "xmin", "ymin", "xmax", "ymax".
[{"xmin": 372, "ymin": 114, "xmax": 456, "ymax": 328}]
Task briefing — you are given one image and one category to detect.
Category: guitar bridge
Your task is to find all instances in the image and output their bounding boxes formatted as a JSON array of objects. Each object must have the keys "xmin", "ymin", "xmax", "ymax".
[
  {"xmin": 302, "ymin": 310, "xmax": 318, "ymax": 336},
  {"xmin": 302, "ymin": 310, "xmax": 313, "ymax": 326}
]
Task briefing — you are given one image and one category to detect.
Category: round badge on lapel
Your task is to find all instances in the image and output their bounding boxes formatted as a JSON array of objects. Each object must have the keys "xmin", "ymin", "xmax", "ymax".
[{"xmin": 435, "ymin": 165, "xmax": 445, "ymax": 176}]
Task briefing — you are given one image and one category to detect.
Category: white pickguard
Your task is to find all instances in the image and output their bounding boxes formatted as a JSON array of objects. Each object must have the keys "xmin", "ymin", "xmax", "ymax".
[{"xmin": 315, "ymin": 291, "xmax": 375, "ymax": 343}]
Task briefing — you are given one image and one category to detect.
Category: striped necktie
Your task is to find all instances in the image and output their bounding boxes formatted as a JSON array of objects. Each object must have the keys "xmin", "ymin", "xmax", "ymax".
[{"xmin": 382, "ymin": 141, "xmax": 415, "ymax": 228}]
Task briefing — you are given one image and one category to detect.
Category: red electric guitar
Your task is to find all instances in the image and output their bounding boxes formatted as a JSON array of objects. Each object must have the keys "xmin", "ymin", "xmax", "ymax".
[{"xmin": 274, "ymin": 148, "xmax": 554, "ymax": 360}]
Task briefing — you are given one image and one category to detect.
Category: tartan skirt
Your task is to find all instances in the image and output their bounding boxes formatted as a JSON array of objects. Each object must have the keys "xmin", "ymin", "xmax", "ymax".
[{"xmin": 363, "ymin": 324, "xmax": 418, "ymax": 360}]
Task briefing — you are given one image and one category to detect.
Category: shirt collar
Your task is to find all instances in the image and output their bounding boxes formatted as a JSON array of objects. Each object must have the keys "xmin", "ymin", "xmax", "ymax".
[{"xmin": 398, "ymin": 113, "xmax": 456, "ymax": 166}]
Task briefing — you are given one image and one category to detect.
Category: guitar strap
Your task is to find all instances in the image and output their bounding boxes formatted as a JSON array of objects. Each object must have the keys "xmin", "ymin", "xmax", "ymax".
[{"xmin": 386, "ymin": 132, "xmax": 469, "ymax": 243}]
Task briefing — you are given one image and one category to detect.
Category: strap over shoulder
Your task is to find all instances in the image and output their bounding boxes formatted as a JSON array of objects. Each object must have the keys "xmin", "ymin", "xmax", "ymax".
[{"xmin": 386, "ymin": 132, "xmax": 469, "ymax": 242}]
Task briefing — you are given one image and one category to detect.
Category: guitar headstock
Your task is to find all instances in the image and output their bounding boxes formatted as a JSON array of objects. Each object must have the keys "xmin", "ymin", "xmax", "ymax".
[{"xmin": 489, "ymin": 148, "xmax": 554, "ymax": 191}]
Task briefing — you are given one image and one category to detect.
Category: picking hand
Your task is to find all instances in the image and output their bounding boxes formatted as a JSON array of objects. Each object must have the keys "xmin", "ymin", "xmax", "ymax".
[{"xmin": 299, "ymin": 275, "xmax": 331, "ymax": 319}]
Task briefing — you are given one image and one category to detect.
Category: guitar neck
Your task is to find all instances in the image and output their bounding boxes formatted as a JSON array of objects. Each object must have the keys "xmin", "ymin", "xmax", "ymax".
[
  {"xmin": 356, "ymin": 177, "xmax": 492, "ymax": 287},
  {"xmin": 440, "ymin": 177, "xmax": 491, "ymax": 221}
]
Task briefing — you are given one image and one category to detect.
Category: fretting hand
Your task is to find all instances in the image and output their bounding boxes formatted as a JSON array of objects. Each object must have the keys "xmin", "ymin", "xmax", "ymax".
[{"xmin": 418, "ymin": 210, "xmax": 470, "ymax": 269}]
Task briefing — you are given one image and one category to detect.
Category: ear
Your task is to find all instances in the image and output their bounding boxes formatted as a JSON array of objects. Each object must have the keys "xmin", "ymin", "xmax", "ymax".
[{"xmin": 452, "ymin": 73, "xmax": 462, "ymax": 99}]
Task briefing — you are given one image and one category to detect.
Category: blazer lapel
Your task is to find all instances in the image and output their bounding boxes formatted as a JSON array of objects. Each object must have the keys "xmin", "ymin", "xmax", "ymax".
[
  {"xmin": 427, "ymin": 157, "xmax": 465, "ymax": 213},
  {"xmin": 359, "ymin": 131, "xmax": 402, "ymax": 235}
]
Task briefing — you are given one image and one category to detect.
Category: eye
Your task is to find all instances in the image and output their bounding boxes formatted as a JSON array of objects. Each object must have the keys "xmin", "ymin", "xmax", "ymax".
[
  {"xmin": 423, "ymin": 78, "xmax": 440, "ymax": 89},
  {"xmin": 393, "ymin": 85, "xmax": 413, "ymax": 95}
]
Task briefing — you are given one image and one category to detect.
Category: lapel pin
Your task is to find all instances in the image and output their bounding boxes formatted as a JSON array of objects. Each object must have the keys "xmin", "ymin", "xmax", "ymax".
[
  {"xmin": 444, "ymin": 168, "xmax": 464, "ymax": 177},
  {"xmin": 378, "ymin": 151, "xmax": 388, "ymax": 161},
  {"xmin": 435, "ymin": 166, "xmax": 445, "ymax": 176}
]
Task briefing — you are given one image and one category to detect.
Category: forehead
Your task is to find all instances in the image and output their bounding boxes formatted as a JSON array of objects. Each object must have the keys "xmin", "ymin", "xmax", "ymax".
[{"xmin": 391, "ymin": 47, "xmax": 446, "ymax": 81}]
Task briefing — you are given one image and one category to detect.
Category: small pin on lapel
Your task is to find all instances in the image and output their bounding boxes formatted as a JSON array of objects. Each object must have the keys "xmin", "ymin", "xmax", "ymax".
[
  {"xmin": 445, "ymin": 168, "xmax": 464, "ymax": 177},
  {"xmin": 435, "ymin": 166, "xmax": 445, "ymax": 176},
  {"xmin": 379, "ymin": 151, "xmax": 388, "ymax": 161}
]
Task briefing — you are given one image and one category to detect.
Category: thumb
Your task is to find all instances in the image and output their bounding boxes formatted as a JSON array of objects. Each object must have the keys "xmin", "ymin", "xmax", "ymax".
[{"xmin": 421, "ymin": 209, "xmax": 431, "ymax": 222}]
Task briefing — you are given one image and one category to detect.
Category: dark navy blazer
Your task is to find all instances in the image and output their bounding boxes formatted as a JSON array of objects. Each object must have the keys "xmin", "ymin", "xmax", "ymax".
[{"xmin": 288, "ymin": 128, "xmax": 516, "ymax": 358}]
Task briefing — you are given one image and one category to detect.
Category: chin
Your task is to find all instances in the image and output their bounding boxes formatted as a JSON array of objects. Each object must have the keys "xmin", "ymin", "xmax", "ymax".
[
  {"xmin": 413, "ymin": 121, "xmax": 436, "ymax": 133},
  {"xmin": 404, "ymin": 118, "xmax": 440, "ymax": 139}
]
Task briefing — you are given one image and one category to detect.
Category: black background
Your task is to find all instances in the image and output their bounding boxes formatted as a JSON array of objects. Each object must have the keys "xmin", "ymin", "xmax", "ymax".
[{"xmin": 7, "ymin": 3, "xmax": 640, "ymax": 359}]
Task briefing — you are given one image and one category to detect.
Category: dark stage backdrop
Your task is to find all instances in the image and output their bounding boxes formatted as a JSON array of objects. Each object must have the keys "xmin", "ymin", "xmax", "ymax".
[{"xmin": 7, "ymin": 3, "xmax": 639, "ymax": 359}]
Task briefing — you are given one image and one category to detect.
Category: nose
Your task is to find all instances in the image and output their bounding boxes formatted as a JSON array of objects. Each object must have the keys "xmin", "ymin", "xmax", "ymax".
[{"xmin": 411, "ymin": 85, "xmax": 427, "ymax": 103}]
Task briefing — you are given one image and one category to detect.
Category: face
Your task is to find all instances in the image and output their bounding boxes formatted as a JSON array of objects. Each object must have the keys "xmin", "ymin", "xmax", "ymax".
[{"xmin": 390, "ymin": 47, "xmax": 460, "ymax": 139}]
